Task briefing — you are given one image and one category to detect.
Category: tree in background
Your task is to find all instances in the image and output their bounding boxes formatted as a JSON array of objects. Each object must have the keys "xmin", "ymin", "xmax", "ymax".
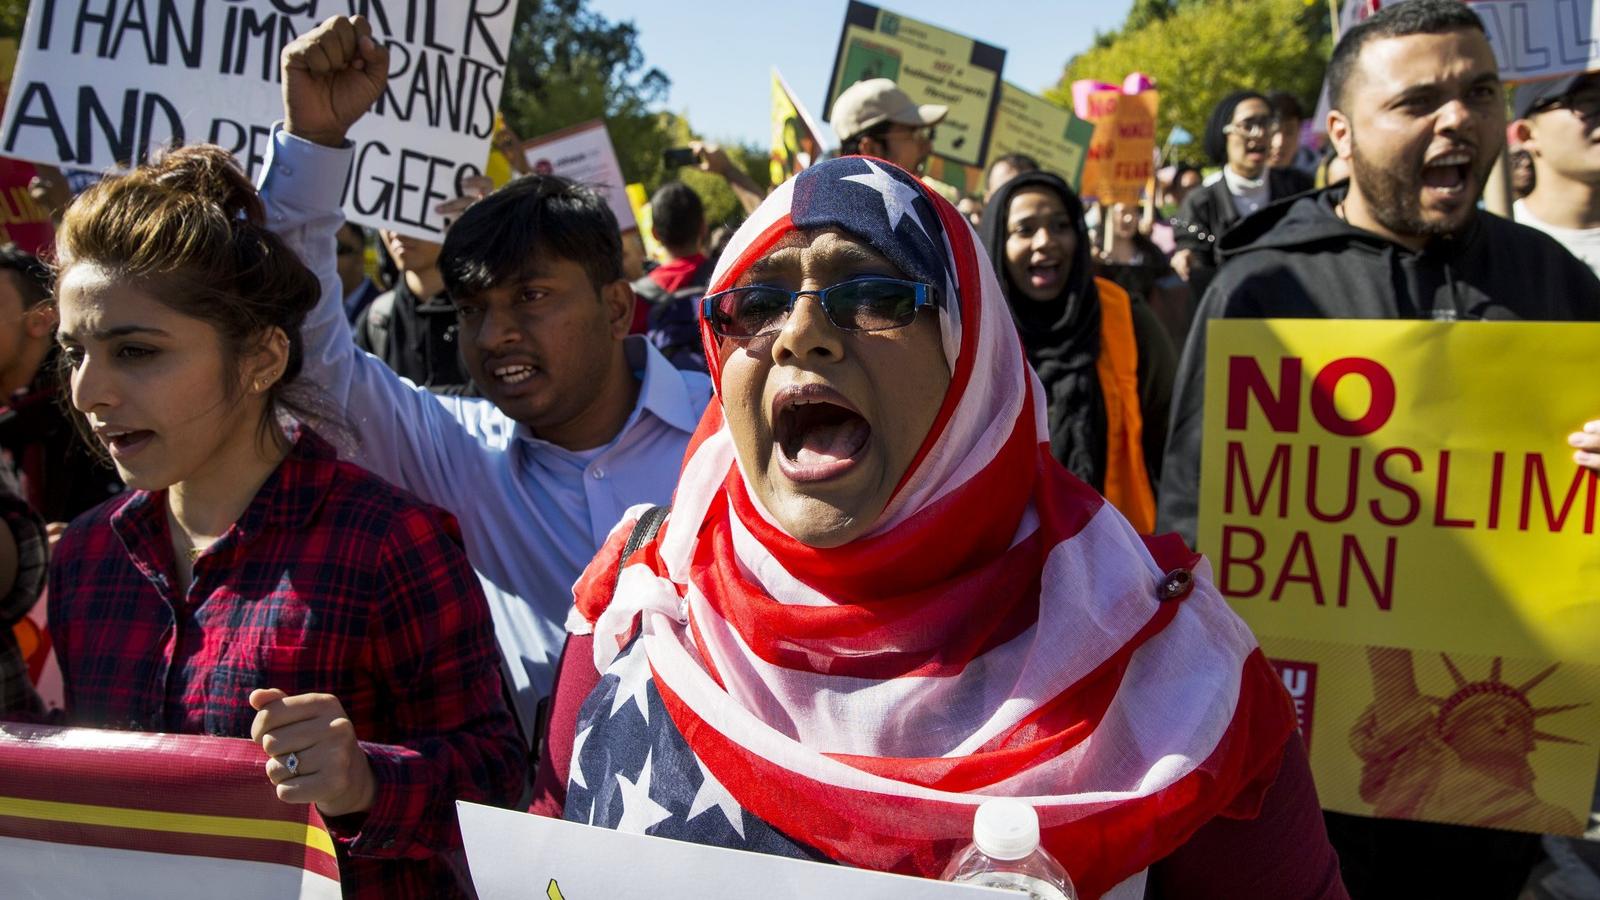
[
  {"xmin": 497, "ymin": 0, "xmax": 769, "ymax": 227},
  {"xmin": 500, "ymin": 0, "xmax": 674, "ymax": 187},
  {"xmin": 0, "ymin": 1, "xmax": 22, "ymax": 38},
  {"xmin": 1051, "ymin": 0, "xmax": 1331, "ymax": 166}
]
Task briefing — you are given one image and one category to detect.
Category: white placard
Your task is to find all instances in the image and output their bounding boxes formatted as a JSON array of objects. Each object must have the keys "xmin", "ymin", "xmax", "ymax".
[
  {"xmin": 0, "ymin": 0, "xmax": 515, "ymax": 240},
  {"xmin": 1469, "ymin": 0, "xmax": 1600, "ymax": 83},
  {"xmin": 520, "ymin": 120, "xmax": 637, "ymax": 231},
  {"xmin": 1339, "ymin": 1, "xmax": 1600, "ymax": 85},
  {"xmin": 457, "ymin": 802, "xmax": 1010, "ymax": 900}
]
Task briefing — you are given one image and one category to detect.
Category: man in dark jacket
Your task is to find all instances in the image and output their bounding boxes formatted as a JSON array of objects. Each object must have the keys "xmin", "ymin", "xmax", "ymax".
[
  {"xmin": 1171, "ymin": 91, "xmax": 1313, "ymax": 298},
  {"xmin": 1159, "ymin": 2, "xmax": 1600, "ymax": 896},
  {"xmin": 355, "ymin": 229, "xmax": 473, "ymax": 392}
]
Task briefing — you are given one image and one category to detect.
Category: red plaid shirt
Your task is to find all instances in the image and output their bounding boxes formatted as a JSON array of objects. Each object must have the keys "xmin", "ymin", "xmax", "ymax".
[{"xmin": 47, "ymin": 430, "xmax": 526, "ymax": 898}]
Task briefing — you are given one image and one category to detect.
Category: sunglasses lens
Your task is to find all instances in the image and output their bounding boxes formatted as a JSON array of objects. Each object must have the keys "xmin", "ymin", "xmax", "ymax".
[
  {"xmin": 710, "ymin": 287, "xmax": 791, "ymax": 338},
  {"xmin": 829, "ymin": 280, "xmax": 920, "ymax": 331}
]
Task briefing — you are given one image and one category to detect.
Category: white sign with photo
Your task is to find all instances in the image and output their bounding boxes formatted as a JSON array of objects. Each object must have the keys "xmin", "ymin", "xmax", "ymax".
[{"xmin": 520, "ymin": 120, "xmax": 637, "ymax": 231}]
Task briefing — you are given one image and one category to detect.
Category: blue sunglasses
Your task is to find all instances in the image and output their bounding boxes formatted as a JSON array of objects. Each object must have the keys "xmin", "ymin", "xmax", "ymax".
[{"xmin": 702, "ymin": 277, "xmax": 939, "ymax": 340}]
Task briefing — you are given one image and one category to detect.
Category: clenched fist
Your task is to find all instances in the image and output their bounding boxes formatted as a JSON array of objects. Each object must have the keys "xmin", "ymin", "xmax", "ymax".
[
  {"xmin": 280, "ymin": 15, "xmax": 390, "ymax": 148},
  {"xmin": 249, "ymin": 688, "xmax": 377, "ymax": 818}
]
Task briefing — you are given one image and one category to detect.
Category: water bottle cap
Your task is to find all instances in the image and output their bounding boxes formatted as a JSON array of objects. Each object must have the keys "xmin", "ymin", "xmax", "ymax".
[{"xmin": 972, "ymin": 798, "xmax": 1040, "ymax": 861}]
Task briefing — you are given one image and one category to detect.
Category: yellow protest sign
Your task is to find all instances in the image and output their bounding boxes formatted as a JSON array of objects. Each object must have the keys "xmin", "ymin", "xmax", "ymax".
[
  {"xmin": 987, "ymin": 83, "xmax": 1095, "ymax": 192},
  {"xmin": 825, "ymin": 1, "xmax": 1006, "ymax": 171},
  {"xmin": 626, "ymin": 183, "xmax": 666, "ymax": 265},
  {"xmin": 0, "ymin": 38, "xmax": 18, "ymax": 114},
  {"xmin": 1080, "ymin": 90, "xmax": 1158, "ymax": 205},
  {"xmin": 484, "ymin": 112, "xmax": 520, "ymax": 189},
  {"xmin": 770, "ymin": 68, "xmax": 828, "ymax": 188},
  {"xmin": 1198, "ymin": 319, "xmax": 1600, "ymax": 835}
]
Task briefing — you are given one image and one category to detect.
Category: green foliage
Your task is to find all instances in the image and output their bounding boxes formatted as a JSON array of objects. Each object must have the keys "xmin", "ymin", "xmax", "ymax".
[
  {"xmin": 500, "ymin": 0, "xmax": 674, "ymax": 187},
  {"xmin": 1125, "ymin": 0, "xmax": 1178, "ymax": 32},
  {"xmin": 1050, "ymin": 0, "xmax": 1332, "ymax": 166},
  {"xmin": 0, "ymin": 1, "xmax": 25, "ymax": 40},
  {"xmin": 498, "ymin": 0, "xmax": 771, "ymax": 228},
  {"xmin": 672, "ymin": 141, "xmax": 771, "ymax": 229},
  {"xmin": 647, "ymin": 112, "xmax": 769, "ymax": 229}
]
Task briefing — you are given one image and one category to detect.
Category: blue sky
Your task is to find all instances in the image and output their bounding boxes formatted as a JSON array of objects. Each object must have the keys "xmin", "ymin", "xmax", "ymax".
[{"xmin": 587, "ymin": 0, "xmax": 1134, "ymax": 147}]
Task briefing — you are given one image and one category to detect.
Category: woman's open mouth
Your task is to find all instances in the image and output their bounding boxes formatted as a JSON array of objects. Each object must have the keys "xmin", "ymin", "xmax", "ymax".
[
  {"xmin": 1027, "ymin": 260, "xmax": 1062, "ymax": 290},
  {"xmin": 96, "ymin": 427, "xmax": 155, "ymax": 460},
  {"xmin": 772, "ymin": 384, "xmax": 871, "ymax": 483}
]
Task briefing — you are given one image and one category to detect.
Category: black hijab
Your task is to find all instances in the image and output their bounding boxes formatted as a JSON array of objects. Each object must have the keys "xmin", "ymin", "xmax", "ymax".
[{"xmin": 980, "ymin": 171, "xmax": 1107, "ymax": 490}]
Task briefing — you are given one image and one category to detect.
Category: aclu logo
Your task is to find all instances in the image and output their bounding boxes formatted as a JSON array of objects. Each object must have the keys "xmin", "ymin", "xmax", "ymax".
[{"xmin": 1270, "ymin": 659, "xmax": 1318, "ymax": 750}]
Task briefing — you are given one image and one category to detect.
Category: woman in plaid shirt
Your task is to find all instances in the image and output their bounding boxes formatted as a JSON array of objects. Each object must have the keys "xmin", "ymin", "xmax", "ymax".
[{"xmin": 46, "ymin": 144, "xmax": 527, "ymax": 898}]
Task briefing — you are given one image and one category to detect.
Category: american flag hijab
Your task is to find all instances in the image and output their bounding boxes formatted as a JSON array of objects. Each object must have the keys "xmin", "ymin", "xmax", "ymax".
[{"xmin": 569, "ymin": 157, "xmax": 1295, "ymax": 899}]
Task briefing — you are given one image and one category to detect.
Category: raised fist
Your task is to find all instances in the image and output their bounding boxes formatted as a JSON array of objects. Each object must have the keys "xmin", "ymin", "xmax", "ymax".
[{"xmin": 280, "ymin": 15, "xmax": 390, "ymax": 148}]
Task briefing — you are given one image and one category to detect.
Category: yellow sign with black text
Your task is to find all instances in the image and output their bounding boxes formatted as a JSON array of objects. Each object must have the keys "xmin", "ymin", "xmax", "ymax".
[
  {"xmin": 1198, "ymin": 319, "xmax": 1600, "ymax": 835},
  {"xmin": 986, "ymin": 83, "xmax": 1095, "ymax": 192},
  {"xmin": 770, "ymin": 68, "xmax": 828, "ymax": 188},
  {"xmin": 825, "ymin": 1, "xmax": 1005, "ymax": 172}
]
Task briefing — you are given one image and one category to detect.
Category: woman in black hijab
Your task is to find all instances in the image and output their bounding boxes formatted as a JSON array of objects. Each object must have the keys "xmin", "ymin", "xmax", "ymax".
[{"xmin": 981, "ymin": 172, "xmax": 1175, "ymax": 532}]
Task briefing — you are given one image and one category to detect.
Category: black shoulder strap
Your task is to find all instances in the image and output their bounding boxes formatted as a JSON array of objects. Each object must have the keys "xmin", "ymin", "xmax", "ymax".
[
  {"xmin": 613, "ymin": 505, "xmax": 670, "ymax": 594},
  {"xmin": 530, "ymin": 503, "xmax": 672, "ymax": 783}
]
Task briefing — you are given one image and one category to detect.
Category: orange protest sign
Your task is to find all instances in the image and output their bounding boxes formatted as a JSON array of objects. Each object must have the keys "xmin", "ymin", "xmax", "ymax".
[{"xmin": 1080, "ymin": 90, "xmax": 1158, "ymax": 206}]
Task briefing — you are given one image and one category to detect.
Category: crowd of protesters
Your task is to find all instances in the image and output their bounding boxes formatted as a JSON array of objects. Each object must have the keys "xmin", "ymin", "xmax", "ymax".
[{"xmin": 3, "ymin": 1, "xmax": 1600, "ymax": 898}]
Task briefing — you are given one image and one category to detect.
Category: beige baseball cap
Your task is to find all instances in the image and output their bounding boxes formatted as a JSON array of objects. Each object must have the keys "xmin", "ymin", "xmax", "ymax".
[{"xmin": 829, "ymin": 78, "xmax": 948, "ymax": 142}]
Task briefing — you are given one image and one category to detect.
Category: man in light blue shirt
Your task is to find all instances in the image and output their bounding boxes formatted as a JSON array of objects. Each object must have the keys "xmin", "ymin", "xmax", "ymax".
[{"xmin": 256, "ymin": 16, "xmax": 711, "ymax": 744}]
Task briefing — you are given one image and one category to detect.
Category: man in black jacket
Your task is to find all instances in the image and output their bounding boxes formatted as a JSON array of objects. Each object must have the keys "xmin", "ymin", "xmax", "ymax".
[
  {"xmin": 355, "ymin": 229, "xmax": 473, "ymax": 393},
  {"xmin": 1159, "ymin": 2, "xmax": 1600, "ymax": 896},
  {"xmin": 1170, "ymin": 91, "xmax": 1313, "ymax": 298}
]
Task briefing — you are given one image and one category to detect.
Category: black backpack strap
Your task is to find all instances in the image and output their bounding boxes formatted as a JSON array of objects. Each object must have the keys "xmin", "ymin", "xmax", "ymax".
[{"xmin": 614, "ymin": 505, "xmax": 670, "ymax": 592}]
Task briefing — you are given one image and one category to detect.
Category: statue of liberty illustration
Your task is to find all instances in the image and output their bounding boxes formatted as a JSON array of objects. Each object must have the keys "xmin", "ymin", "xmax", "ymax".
[{"xmin": 1350, "ymin": 647, "xmax": 1586, "ymax": 834}]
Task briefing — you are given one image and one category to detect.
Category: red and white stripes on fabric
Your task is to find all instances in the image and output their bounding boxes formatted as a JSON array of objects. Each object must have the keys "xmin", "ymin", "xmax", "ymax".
[
  {"xmin": 571, "ymin": 158, "xmax": 1294, "ymax": 900},
  {"xmin": 0, "ymin": 725, "xmax": 341, "ymax": 899}
]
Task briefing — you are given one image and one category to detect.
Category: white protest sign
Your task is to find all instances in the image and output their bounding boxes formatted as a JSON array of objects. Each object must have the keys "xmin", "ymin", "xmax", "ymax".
[
  {"xmin": 1339, "ymin": 1, "xmax": 1600, "ymax": 84},
  {"xmin": 0, "ymin": 0, "xmax": 516, "ymax": 240},
  {"xmin": 520, "ymin": 120, "xmax": 637, "ymax": 231},
  {"xmin": 457, "ymin": 802, "xmax": 1011, "ymax": 900},
  {"xmin": 1469, "ymin": 0, "xmax": 1600, "ymax": 82}
]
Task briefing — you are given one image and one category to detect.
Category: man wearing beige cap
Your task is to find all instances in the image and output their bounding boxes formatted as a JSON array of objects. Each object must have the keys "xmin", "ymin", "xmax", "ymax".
[{"xmin": 830, "ymin": 77, "xmax": 948, "ymax": 175}]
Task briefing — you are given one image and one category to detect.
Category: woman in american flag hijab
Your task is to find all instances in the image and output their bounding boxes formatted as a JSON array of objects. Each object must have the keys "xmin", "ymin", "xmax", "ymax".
[{"xmin": 532, "ymin": 156, "xmax": 1346, "ymax": 900}]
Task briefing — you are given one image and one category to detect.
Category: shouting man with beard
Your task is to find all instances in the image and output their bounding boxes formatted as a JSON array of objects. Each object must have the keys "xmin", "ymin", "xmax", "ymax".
[
  {"xmin": 1158, "ymin": 1, "xmax": 1600, "ymax": 897},
  {"xmin": 1161, "ymin": 0, "xmax": 1600, "ymax": 542}
]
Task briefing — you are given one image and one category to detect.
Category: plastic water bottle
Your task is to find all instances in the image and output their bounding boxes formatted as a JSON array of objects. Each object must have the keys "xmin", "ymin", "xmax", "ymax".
[{"xmin": 941, "ymin": 798, "xmax": 1077, "ymax": 900}]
